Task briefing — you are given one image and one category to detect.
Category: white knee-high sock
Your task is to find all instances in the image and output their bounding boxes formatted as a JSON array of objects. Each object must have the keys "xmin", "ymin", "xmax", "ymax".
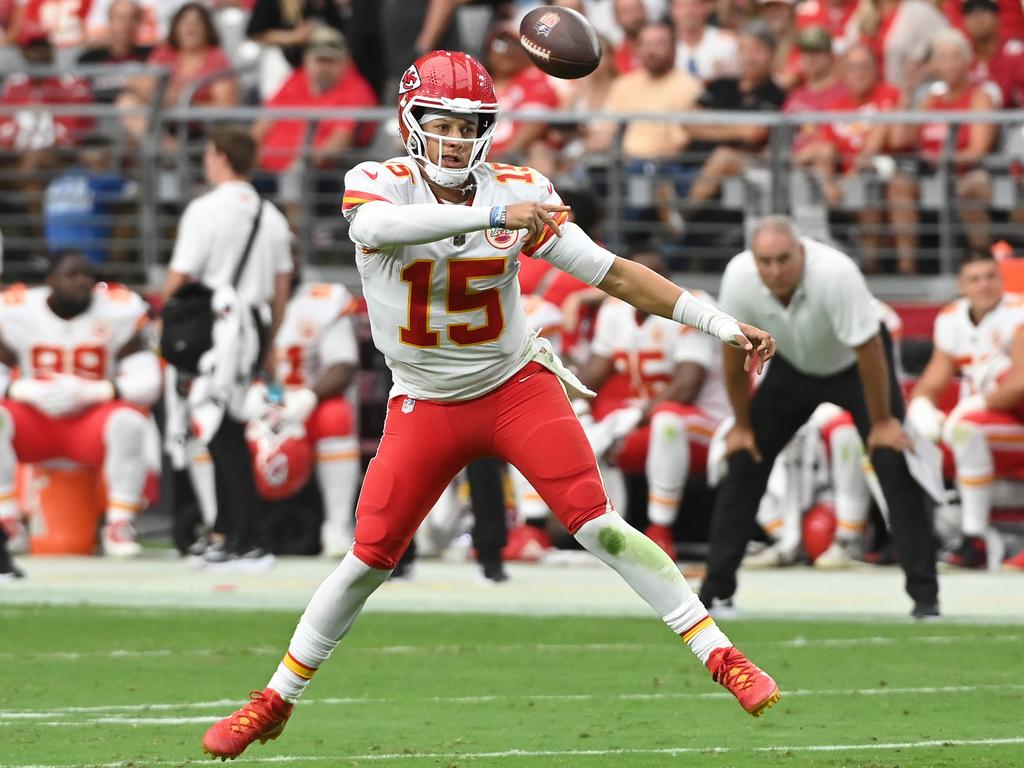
[
  {"xmin": 574, "ymin": 511, "xmax": 731, "ymax": 665},
  {"xmin": 316, "ymin": 436, "xmax": 360, "ymax": 543},
  {"xmin": 510, "ymin": 465, "xmax": 548, "ymax": 523},
  {"xmin": 103, "ymin": 408, "xmax": 148, "ymax": 522},
  {"xmin": 187, "ymin": 441, "xmax": 218, "ymax": 528},
  {"xmin": 646, "ymin": 411, "xmax": 690, "ymax": 526},
  {"xmin": 828, "ymin": 422, "xmax": 870, "ymax": 541},
  {"xmin": 268, "ymin": 551, "xmax": 390, "ymax": 701},
  {"xmin": 948, "ymin": 419, "xmax": 994, "ymax": 536}
]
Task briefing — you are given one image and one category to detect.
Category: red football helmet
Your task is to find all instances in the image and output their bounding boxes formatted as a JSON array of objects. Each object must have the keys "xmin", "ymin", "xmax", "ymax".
[
  {"xmin": 802, "ymin": 502, "xmax": 837, "ymax": 563},
  {"xmin": 247, "ymin": 420, "xmax": 314, "ymax": 502},
  {"xmin": 397, "ymin": 50, "xmax": 499, "ymax": 188}
]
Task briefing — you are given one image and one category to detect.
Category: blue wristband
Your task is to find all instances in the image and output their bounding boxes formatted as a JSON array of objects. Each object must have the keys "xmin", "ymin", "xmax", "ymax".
[{"xmin": 489, "ymin": 205, "xmax": 506, "ymax": 229}]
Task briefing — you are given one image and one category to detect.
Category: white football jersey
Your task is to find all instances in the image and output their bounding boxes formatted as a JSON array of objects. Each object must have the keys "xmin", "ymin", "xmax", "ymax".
[
  {"xmin": 933, "ymin": 293, "xmax": 1024, "ymax": 396},
  {"xmin": 0, "ymin": 283, "xmax": 147, "ymax": 379},
  {"xmin": 342, "ymin": 157, "xmax": 611, "ymax": 400},
  {"xmin": 274, "ymin": 283, "xmax": 359, "ymax": 389},
  {"xmin": 590, "ymin": 291, "xmax": 731, "ymax": 422}
]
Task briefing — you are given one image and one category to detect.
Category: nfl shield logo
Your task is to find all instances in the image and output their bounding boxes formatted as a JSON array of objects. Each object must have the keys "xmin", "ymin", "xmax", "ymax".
[
  {"xmin": 534, "ymin": 11, "xmax": 561, "ymax": 37},
  {"xmin": 402, "ymin": 398, "xmax": 416, "ymax": 414}
]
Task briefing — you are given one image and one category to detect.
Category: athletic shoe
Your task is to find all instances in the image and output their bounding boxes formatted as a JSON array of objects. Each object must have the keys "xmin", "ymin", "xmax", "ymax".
[
  {"xmin": 501, "ymin": 524, "xmax": 552, "ymax": 562},
  {"xmin": 1002, "ymin": 550, "xmax": 1024, "ymax": 571},
  {"xmin": 644, "ymin": 523, "xmax": 677, "ymax": 561},
  {"xmin": 742, "ymin": 542, "xmax": 796, "ymax": 569},
  {"xmin": 202, "ymin": 688, "xmax": 293, "ymax": 760},
  {"xmin": 944, "ymin": 535, "xmax": 986, "ymax": 569},
  {"xmin": 201, "ymin": 539, "xmax": 232, "ymax": 566},
  {"xmin": 187, "ymin": 533, "xmax": 211, "ymax": 559},
  {"xmin": 0, "ymin": 546, "xmax": 24, "ymax": 580},
  {"xmin": 1, "ymin": 516, "xmax": 28, "ymax": 554},
  {"xmin": 480, "ymin": 558, "xmax": 509, "ymax": 583},
  {"xmin": 706, "ymin": 596, "xmax": 738, "ymax": 621},
  {"xmin": 101, "ymin": 520, "xmax": 142, "ymax": 558},
  {"xmin": 911, "ymin": 601, "xmax": 941, "ymax": 621},
  {"xmin": 232, "ymin": 547, "xmax": 276, "ymax": 572},
  {"xmin": 813, "ymin": 540, "xmax": 856, "ymax": 570},
  {"xmin": 706, "ymin": 646, "xmax": 781, "ymax": 717}
]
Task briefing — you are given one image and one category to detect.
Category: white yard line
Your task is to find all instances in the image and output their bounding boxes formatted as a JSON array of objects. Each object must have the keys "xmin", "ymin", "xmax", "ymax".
[
  {"xmin": 3, "ymin": 683, "xmax": 1023, "ymax": 721},
  {"xmin": 2, "ymin": 633, "xmax": 1020, "ymax": 661},
  {"xmin": 1, "ymin": 736, "xmax": 1023, "ymax": 767}
]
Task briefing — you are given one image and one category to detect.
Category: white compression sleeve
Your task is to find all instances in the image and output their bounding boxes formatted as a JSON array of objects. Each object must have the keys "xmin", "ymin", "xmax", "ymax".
[
  {"xmin": 348, "ymin": 201, "xmax": 493, "ymax": 248},
  {"xmin": 539, "ymin": 222, "xmax": 616, "ymax": 286},
  {"xmin": 672, "ymin": 291, "xmax": 743, "ymax": 345}
]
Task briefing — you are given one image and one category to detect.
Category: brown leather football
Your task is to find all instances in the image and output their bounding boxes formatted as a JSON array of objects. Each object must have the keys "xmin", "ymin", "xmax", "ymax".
[{"xmin": 519, "ymin": 5, "xmax": 601, "ymax": 80}]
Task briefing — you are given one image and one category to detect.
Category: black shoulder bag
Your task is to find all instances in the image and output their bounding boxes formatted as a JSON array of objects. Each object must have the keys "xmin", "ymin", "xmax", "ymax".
[{"xmin": 160, "ymin": 199, "xmax": 264, "ymax": 375}]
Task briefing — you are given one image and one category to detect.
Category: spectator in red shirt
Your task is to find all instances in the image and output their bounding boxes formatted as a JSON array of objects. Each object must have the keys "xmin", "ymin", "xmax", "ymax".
[
  {"xmin": 890, "ymin": 28, "xmax": 998, "ymax": 270},
  {"xmin": 612, "ymin": 0, "xmax": 647, "ymax": 75},
  {"xmin": 783, "ymin": 26, "xmax": 848, "ymax": 154},
  {"xmin": 944, "ymin": 0, "xmax": 1024, "ymax": 47},
  {"xmin": 6, "ymin": 0, "xmax": 90, "ymax": 51},
  {"xmin": 254, "ymin": 27, "xmax": 377, "ymax": 175},
  {"xmin": 0, "ymin": 28, "xmax": 94, "ymax": 246},
  {"xmin": 485, "ymin": 23, "xmax": 560, "ymax": 162},
  {"xmin": 794, "ymin": 43, "xmax": 900, "ymax": 271},
  {"xmin": 117, "ymin": 2, "xmax": 238, "ymax": 144},
  {"xmin": 758, "ymin": 0, "xmax": 800, "ymax": 89},
  {"xmin": 962, "ymin": 0, "xmax": 1024, "ymax": 107}
]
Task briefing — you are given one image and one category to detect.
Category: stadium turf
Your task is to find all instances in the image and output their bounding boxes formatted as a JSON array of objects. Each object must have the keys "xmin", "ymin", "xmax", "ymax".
[{"xmin": 1, "ymin": 605, "xmax": 1022, "ymax": 767}]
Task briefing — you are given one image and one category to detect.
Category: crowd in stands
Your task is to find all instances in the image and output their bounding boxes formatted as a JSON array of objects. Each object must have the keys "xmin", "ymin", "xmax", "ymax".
[{"xmin": 0, "ymin": 0, "xmax": 1020, "ymax": 273}]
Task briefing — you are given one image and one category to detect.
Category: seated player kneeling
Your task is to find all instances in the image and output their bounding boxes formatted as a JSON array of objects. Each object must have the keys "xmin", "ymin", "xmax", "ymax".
[{"xmin": 0, "ymin": 251, "xmax": 162, "ymax": 557}]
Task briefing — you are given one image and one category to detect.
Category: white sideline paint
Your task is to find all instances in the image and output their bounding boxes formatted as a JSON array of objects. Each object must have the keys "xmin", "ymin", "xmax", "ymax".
[
  {"xmin": 0, "ymin": 633, "xmax": 1019, "ymax": 661},
  {"xmin": 1, "ymin": 736, "xmax": 1023, "ymax": 767},
  {"xmin": 3, "ymin": 683, "xmax": 1023, "ymax": 722}
]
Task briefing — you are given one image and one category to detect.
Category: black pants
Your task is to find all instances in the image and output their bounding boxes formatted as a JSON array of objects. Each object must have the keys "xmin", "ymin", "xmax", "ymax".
[
  {"xmin": 466, "ymin": 457, "xmax": 508, "ymax": 565},
  {"xmin": 700, "ymin": 334, "xmax": 938, "ymax": 606},
  {"xmin": 208, "ymin": 415, "xmax": 265, "ymax": 553}
]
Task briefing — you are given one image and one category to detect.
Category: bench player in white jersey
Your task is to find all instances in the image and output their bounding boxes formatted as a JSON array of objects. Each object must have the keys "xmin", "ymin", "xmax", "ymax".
[
  {"xmin": 572, "ymin": 253, "xmax": 731, "ymax": 561},
  {"xmin": 909, "ymin": 252, "xmax": 1024, "ymax": 569},
  {"xmin": 192, "ymin": 281, "xmax": 362, "ymax": 558},
  {"xmin": 0, "ymin": 251, "xmax": 161, "ymax": 557},
  {"xmin": 203, "ymin": 50, "xmax": 780, "ymax": 759}
]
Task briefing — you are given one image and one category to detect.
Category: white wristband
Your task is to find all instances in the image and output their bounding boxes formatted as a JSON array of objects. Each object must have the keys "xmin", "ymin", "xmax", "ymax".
[{"xmin": 671, "ymin": 291, "xmax": 743, "ymax": 345}]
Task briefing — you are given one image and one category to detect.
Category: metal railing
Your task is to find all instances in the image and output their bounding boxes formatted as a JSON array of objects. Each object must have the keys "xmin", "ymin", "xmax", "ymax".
[{"xmin": 0, "ymin": 88, "xmax": 1020, "ymax": 297}]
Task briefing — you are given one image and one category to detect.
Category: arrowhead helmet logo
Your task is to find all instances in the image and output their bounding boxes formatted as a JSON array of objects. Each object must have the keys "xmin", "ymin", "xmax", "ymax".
[{"xmin": 399, "ymin": 64, "xmax": 422, "ymax": 94}]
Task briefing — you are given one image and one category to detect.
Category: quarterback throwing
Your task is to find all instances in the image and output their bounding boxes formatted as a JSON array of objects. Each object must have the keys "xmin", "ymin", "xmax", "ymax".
[{"xmin": 203, "ymin": 50, "xmax": 780, "ymax": 759}]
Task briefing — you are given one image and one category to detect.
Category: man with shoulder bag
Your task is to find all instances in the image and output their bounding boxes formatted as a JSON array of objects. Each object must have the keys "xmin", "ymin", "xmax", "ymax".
[{"xmin": 162, "ymin": 125, "xmax": 294, "ymax": 565}]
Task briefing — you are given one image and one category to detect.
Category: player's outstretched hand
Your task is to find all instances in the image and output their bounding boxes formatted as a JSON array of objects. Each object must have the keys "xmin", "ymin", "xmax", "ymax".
[
  {"xmin": 505, "ymin": 202, "xmax": 571, "ymax": 243},
  {"xmin": 732, "ymin": 323, "xmax": 776, "ymax": 375}
]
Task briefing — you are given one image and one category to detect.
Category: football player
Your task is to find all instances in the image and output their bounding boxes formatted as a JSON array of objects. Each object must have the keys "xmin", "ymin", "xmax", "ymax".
[
  {"xmin": 203, "ymin": 50, "xmax": 780, "ymax": 759},
  {"xmin": 908, "ymin": 252, "xmax": 1024, "ymax": 569},
  {"xmin": 0, "ymin": 251, "xmax": 161, "ymax": 557}
]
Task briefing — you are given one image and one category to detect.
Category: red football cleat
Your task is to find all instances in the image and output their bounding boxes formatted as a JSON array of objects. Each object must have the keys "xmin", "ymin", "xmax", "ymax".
[
  {"xmin": 1003, "ymin": 549, "xmax": 1024, "ymax": 571},
  {"xmin": 202, "ymin": 688, "xmax": 293, "ymax": 760},
  {"xmin": 707, "ymin": 646, "xmax": 781, "ymax": 717},
  {"xmin": 502, "ymin": 524, "xmax": 552, "ymax": 562},
  {"xmin": 644, "ymin": 523, "xmax": 677, "ymax": 561}
]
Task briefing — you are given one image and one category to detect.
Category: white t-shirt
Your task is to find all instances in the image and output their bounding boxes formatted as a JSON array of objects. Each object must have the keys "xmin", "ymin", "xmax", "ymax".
[
  {"xmin": 675, "ymin": 27, "xmax": 739, "ymax": 81},
  {"xmin": 718, "ymin": 237, "xmax": 880, "ymax": 377},
  {"xmin": 0, "ymin": 283, "xmax": 147, "ymax": 379},
  {"xmin": 933, "ymin": 293, "xmax": 1024, "ymax": 397},
  {"xmin": 170, "ymin": 181, "xmax": 293, "ymax": 311},
  {"xmin": 590, "ymin": 293, "xmax": 730, "ymax": 422},
  {"xmin": 274, "ymin": 282, "xmax": 359, "ymax": 389},
  {"xmin": 342, "ymin": 157, "xmax": 614, "ymax": 401}
]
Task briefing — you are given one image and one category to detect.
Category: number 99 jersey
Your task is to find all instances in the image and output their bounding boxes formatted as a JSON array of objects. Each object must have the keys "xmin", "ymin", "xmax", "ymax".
[
  {"xmin": 0, "ymin": 283, "xmax": 148, "ymax": 380},
  {"xmin": 342, "ymin": 157, "xmax": 580, "ymax": 401}
]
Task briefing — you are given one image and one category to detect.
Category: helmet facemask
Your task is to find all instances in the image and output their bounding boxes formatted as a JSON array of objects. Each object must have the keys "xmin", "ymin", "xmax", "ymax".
[{"xmin": 401, "ymin": 99, "xmax": 499, "ymax": 188}]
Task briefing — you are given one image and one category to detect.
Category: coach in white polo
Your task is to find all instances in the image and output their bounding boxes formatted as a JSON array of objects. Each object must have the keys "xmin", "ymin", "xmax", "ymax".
[{"xmin": 698, "ymin": 216, "xmax": 939, "ymax": 618}]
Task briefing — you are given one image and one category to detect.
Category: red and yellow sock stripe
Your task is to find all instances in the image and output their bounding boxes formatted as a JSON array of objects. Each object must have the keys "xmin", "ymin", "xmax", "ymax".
[
  {"xmin": 281, "ymin": 652, "xmax": 318, "ymax": 681},
  {"xmin": 680, "ymin": 615, "xmax": 715, "ymax": 645}
]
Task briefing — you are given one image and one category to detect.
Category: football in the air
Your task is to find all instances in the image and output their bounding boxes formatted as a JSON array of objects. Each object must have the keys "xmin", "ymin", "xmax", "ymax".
[{"xmin": 519, "ymin": 5, "xmax": 601, "ymax": 79}]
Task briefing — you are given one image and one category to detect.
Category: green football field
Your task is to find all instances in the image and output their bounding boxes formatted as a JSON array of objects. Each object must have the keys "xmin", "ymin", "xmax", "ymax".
[{"xmin": 1, "ymin": 604, "xmax": 1022, "ymax": 768}]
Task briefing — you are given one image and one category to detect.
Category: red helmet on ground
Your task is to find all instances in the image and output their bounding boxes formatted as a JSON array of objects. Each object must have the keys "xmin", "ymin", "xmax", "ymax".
[
  {"xmin": 247, "ymin": 420, "xmax": 314, "ymax": 502},
  {"xmin": 397, "ymin": 50, "xmax": 499, "ymax": 188},
  {"xmin": 802, "ymin": 502, "xmax": 837, "ymax": 563}
]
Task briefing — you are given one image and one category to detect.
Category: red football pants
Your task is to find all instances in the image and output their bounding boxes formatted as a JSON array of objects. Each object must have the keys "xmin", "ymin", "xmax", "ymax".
[
  {"xmin": 1, "ymin": 400, "xmax": 139, "ymax": 466},
  {"xmin": 305, "ymin": 397, "xmax": 354, "ymax": 443},
  {"xmin": 613, "ymin": 402, "xmax": 715, "ymax": 475},
  {"xmin": 352, "ymin": 362, "xmax": 609, "ymax": 569}
]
